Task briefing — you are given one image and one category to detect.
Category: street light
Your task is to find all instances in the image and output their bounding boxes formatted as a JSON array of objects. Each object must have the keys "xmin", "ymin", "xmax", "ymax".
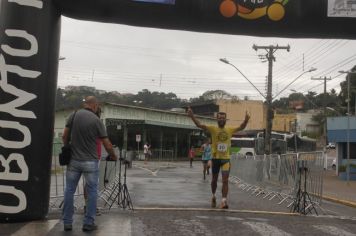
[
  {"xmin": 339, "ymin": 70, "xmax": 356, "ymax": 185},
  {"xmin": 58, "ymin": 56, "xmax": 66, "ymax": 61},
  {"xmin": 219, "ymin": 58, "xmax": 267, "ymax": 100},
  {"xmin": 220, "ymin": 58, "xmax": 272, "ymax": 154},
  {"xmin": 326, "ymin": 107, "xmax": 342, "ymax": 116},
  {"xmin": 274, "ymin": 68, "xmax": 317, "ymax": 100}
]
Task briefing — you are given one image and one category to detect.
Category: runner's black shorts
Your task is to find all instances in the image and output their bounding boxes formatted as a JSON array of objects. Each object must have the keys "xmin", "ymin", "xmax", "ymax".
[{"xmin": 211, "ymin": 159, "xmax": 230, "ymax": 175}]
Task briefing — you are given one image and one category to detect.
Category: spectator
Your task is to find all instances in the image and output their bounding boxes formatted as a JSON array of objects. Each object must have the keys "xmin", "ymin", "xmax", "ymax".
[
  {"xmin": 62, "ymin": 96, "xmax": 117, "ymax": 232},
  {"xmin": 144, "ymin": 142, "xmax": 151, "ymax": 163}
]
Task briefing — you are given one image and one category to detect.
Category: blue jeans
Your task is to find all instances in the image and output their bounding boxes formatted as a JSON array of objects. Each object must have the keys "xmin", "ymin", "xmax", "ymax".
[{"xmin": 62, "ymin": 159, "xmax": 99, "ymax": 225}]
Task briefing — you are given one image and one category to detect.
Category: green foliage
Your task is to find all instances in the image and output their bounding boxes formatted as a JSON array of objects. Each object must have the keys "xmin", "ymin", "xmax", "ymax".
[
  {"xmin": 55, "ymin": 86, "xmax": 188, "ymax": 111},
  {"xmin": 339, "ymin": 65, "xmax": 356, "ymax": 114},
  {"xmin": 188, "ymin": 90, "xmax": 232, "ymax": 104},
  {"xmin": 338, "ymin": 164, "xmax": 356, "ymax": 173},
  {"xmin": 301, "ymin": 131, "xmax": 321, "ymax": 139},
  {"xmin": 339, "ymin": 165, "xmax": 346, "ymax": 172}
]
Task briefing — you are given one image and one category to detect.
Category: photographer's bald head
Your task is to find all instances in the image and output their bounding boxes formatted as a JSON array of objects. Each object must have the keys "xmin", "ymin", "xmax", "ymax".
[{"xmin": 83, "ymin": 96, "xmax": 99, "ymax": 113}]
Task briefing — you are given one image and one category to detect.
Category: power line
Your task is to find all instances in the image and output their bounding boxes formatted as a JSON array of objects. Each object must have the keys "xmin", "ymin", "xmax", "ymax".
[{"xmin": 253, "ymin": 44, "xmax": 290, "ymax": 155}]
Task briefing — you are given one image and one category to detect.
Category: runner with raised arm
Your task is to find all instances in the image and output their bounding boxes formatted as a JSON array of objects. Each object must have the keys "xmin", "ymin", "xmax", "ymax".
[{"xmin": 187, "ymin": 107, "xmax": 250, "ymax": 209}]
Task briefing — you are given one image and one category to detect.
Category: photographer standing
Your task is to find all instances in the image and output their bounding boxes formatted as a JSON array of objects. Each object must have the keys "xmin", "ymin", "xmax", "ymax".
[{"xmin": 62, "ymin": 96, "xmax": 117, "ymax": 232}]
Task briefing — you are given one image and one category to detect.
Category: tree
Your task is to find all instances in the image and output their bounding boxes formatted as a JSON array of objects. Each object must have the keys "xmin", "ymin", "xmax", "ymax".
[
  {"xmin": 272, "ymin": 97, "xmax": 290, "ymax": 113},
  {"xmin": 55, "ymin": 88, "xmax": 66, "ymax": 110},
  {"xmin": 339, "ymin": 65, "xmax": 356, "ymax": 115}
]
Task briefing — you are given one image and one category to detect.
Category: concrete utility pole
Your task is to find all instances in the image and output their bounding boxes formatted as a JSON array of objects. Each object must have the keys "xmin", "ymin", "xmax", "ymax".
[
  {"xmin": 310, "ymin": 76, "xmax": 331, "ymax": 146},
  {"xmin": 253, "ymin": 44, "xmax": 290, "ymax": 154}
]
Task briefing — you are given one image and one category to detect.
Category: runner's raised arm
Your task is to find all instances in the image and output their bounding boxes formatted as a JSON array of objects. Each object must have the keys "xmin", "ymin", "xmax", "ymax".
[
  {"xmin": 234, "ymin": 111, "xmax": 251, "ymax": 132},
  {"xmin": 187, "ymin": 107, "xmax": 207, "ymax": 130}
]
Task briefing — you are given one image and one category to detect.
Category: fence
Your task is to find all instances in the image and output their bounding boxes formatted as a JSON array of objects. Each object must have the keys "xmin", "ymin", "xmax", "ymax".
[
  {"xmin": 149, "ymin": 149, "xmax": 175, "ymax": 161},
  {"xmin": 229, "ymin": 152, "xmax": 324, "ymax": 211},
  {"xmin": 297, "ymin": 152, "xmax": 324, "ymax": 204},
  {"xmin": 50, "ymin": 141, "xmax": 324, "ymax": 213},
  {"xmin": 49, "ymin": 143, "xmax": 120, "ymax": 210},
  {"xmin": 49, "ymin": 144, "xmax": 174, "ymax": 210},
  {"xmin": 123, "ymin": 149, "xmax": 174, "ymax": 162}
]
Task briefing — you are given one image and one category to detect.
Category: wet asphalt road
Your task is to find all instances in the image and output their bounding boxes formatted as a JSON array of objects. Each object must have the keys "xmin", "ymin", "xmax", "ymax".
[{"xmin": 2, "ymin": 161, "xmax": 356, "ymax": 235}]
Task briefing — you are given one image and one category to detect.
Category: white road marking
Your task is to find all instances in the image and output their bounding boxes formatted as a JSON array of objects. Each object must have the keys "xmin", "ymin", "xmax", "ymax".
[
  {"xmin": 134, "ymin": 165, "xmax": 160, "ymax": 176},
  {"xmin": 246, "ymin": 217, "xmax": 270, "ymax": 222},
  {"xmin": 313, "ymin": 225, "xmax": 356, "ymax": 236},
  {"xmin": 196, "ymin": 215, "xmax": 243, "ymax": 221},
  {"xmin": 11, "ymin": 219, "xmax": 59, "ymax": 236},
  {"xmin": 243, "ymin": 221, "xmax": 292, "ymax": 236}
]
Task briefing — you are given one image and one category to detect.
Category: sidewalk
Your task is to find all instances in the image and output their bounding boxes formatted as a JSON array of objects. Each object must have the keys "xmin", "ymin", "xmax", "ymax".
[{"xmin": 322, "ymin": 170, "xmax": 356, "ymax": 207}]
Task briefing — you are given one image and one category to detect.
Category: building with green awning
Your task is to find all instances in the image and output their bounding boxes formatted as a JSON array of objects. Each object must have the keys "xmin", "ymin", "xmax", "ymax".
[{"xmin": 54, "ymin": 102, "xmax": 216, "ymax": 158}]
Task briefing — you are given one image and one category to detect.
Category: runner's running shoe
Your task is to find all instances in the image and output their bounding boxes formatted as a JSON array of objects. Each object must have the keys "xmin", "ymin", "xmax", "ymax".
[
  {"xmin": 211, "ymin": 196, "xmax": 216, "ymax": 208},
  {"xmin": 220, "ymin": 200, "xmax": 229, "ymax": 209}
]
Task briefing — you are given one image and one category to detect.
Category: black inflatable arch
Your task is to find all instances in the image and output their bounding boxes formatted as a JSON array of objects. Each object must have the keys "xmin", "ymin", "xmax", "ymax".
[{"xmin": 1, "ymin": 0, "xmax": 355, "ymax": 221}]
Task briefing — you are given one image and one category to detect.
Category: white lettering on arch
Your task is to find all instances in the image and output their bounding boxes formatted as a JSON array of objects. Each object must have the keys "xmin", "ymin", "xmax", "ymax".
[
  {"xmin": 0, "ymin": 185, "xmax": 26, "ymax": 213},
  {"xmin": 0, "ymin": 154, "xmax": 29, "ymax": 181},
  {"xmin": 0, "ymin": 121, "xmax": 31, "ymax": 149},
  {"xmin": 1, "ymin": 30, "xmax": 38, "ymax": 57},
  {"xmin": 0, "ymin": 54, "xmax": 39, "ymax": 119},
  {"xmin": 9, "ymin": 0, "xmax": 43, "ymax": 9}
]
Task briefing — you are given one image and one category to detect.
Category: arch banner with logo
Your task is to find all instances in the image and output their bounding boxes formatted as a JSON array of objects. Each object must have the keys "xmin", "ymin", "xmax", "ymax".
[{"xmin": 1, "ymin": 0, "xmax": 356, "ymax": 222}]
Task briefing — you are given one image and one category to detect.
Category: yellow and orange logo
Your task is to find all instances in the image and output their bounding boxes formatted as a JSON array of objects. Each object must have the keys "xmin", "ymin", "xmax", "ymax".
[{"xmin": 220, "ymin": 0, "xmax": 289, "ymax": 21}]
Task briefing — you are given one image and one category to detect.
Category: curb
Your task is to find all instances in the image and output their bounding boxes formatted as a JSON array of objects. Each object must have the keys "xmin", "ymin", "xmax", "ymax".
[
  {"xmin": 135, "ymin": 207, "xmax": 300, "ymax": 216},
  {"xmin": 322, "ymin": 195, "xmax": 356, "ymax": 208}
]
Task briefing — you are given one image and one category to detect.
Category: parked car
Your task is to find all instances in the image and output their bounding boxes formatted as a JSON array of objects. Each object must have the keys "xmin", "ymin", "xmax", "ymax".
[{"xmin": 327, "ymin": 142, "xmax": 336, "ymax": 149}]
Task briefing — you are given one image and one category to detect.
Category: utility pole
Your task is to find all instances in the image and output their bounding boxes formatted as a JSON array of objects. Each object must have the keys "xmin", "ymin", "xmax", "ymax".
[
  {"xmin": 311, "ymin": 76, "xmax": 331, "ymax": 146},
  {"xmin": 294, "ymin": 119, "xmax": 298, "ymax": 152},
  {"xmin": 253, "ymin": 44, "xmax": 290, "ymax": 154}
]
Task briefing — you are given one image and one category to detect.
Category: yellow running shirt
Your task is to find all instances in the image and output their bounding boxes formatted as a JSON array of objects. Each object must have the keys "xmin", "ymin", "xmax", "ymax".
[{"xmin": 206, "ymin": 126, "xmax": 236, "ymax": 160}]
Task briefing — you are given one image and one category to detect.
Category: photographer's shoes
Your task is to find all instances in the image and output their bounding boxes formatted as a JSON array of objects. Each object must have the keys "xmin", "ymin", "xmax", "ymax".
[{"xmin": 82, "ymin": 224, "xmax": 98, "ymax": 232}]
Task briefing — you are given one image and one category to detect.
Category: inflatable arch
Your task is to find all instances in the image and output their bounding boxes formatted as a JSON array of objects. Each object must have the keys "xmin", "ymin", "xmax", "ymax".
[{"xmin": 1, "ymin": 0, "xmax": 356, "ymax": 221}]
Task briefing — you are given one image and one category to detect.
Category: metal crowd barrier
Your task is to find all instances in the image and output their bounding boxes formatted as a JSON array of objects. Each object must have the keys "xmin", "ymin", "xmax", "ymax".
[
  {"xmin": 149, "ymin": 149, "xmax": 175, "ymax": 162},
  {"xmin": 127, "ymin": 149, "xmax": 175, "ymax": 163},
  {"xmin": 49, "ymin": 143, "xmax": 120, "ymax": 210},
  {"xmin": 229, "ymin": 152, "xmax": 324, "ymax": 212},
  {"xmin": 298, "ymin": 152, "xmax": 324, "ymax": 204}
]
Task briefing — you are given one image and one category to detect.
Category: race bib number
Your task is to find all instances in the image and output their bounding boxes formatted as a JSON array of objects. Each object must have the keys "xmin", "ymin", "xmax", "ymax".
[{"xmin": 217, "ymin": 143, "xmax": 227, "ymax": 152}]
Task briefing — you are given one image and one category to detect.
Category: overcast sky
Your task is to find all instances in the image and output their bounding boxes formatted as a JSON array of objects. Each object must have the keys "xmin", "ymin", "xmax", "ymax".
[{"xmin": 58, "ymin": 16, "xmax": 356, "ymax": 100}]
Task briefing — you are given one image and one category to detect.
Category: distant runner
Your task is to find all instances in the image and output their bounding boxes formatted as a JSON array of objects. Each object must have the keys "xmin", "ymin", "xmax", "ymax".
[
  {"xmin": 201, "ymin": 138, "xmax": 212, "ymax": 180},
  {"xmin": 188, "ymin": 146, "xmax": 195, "ymax": 168},
  {"xmin": 188, "ymin": 107, "xmax": 250, "ymax": 209}
]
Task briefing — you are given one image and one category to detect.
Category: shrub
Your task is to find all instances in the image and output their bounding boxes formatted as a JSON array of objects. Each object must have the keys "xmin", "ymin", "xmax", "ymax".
[
  {"xmin": 339, "ymin": 165, "xmax": 346, "ymax": 172},
  {"xmin": 339, "ymin": 164, "xmax": 356, "ymax": 172}
]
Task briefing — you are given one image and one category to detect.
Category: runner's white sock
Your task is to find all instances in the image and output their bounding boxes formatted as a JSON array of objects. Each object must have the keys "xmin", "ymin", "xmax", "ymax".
[{"xmin": 222, "ymin": 198, "xmax": 227, "ymax": 203}]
